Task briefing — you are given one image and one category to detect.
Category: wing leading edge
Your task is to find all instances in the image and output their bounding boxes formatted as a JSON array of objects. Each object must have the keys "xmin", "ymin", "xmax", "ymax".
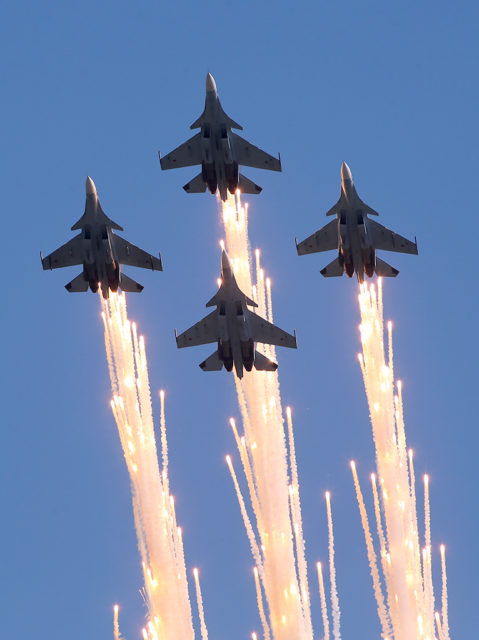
[
  {"xmin": 296, "ymin": 219, "xmax": 338, "ymax": 255},
  {"xmin": 176, "ymin": 310, "xmax": 219, "ymax": 348},
  {"xmin": 113, "ymin": 236, "xmax": 163, "ymax": 271},
  {"xmin": 159, "ymin": 132, "xmax": 203, "ymax": 170},
  {"xmin": 42, "ymin": 234, "xmax": 83, "ymax": 270},
  {"xmin": 368, "ymin": 219, "xmax": 418, "ymax": 254},
  {"xmin": 246, "ymin": 310, "xmax": 297, "ymax": 349},
  {"xmin": 231, "ymin": 133, "xmax": 281, "ymax": 172}
]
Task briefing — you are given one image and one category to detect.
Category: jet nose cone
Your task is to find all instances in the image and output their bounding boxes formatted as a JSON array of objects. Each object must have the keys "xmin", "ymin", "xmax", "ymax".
[
  {"xmin": 86, "ymin": 176, "xmax": 97, "ymax": 196},
  {"xmin": 206, "ymin": 72, "xmax": 217, "ymax": 94},
  {"xmin": 341, "ymin": 162, "xmax": 353, "ymax": 183}
]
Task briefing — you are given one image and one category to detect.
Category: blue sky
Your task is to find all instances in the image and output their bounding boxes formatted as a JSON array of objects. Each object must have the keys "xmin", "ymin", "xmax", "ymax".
[{"xmin": 1, "ymin": 1, "xmax": 477, "ymax": 637}]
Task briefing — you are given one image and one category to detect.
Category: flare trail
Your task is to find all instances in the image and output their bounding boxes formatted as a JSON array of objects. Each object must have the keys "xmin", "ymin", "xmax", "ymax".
[
  {"xmin": 355, "ymin": 281, "xmax": 450, "ymax": 640},
  {"xmin": 222, "ymin": 193, "xmax": 313, "ymax": 640},
  {"xmin": 102, "ymin": 293, "xmax": 201, "ymax": 640}
]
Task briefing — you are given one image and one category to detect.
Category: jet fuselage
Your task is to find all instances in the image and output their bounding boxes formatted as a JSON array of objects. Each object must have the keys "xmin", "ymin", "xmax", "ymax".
[
  {"xmin": 199, "ymin": 79, "xmax": 239, "ymax": 200},
  {"xmin": 176, "ymin": 250, "xmax": 296, "ymax": 376},
  {"xmin": 160, "ymin": 73, "xmax": 281, "ymax": 201},
  {"xmin": 42, "ymin": 176, "xmax": 162, "ymax": 298},
  {"xmin": 296, "ymin": 162, "xmax": 417, "ymax": 281},
  {"xmin": 336, "ymin": 164, "xmax": 377, "ymax": 282},
  {"xmin": 74, "ymin": 182, "xmax": 120, "ymax": 298},
  {"xmin": 214, "ymin": 254, "xmax": 257, "ymax": 378}
]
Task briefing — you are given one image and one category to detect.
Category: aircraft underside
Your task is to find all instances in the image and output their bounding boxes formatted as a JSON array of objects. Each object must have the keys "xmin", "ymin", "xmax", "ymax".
[
  {"xmin": 341, "ymin": 247, "xmax": 375, "ymax": 282},
  {"xmin": 203, "ymin": 161, "xmax": 238, "ymax": 198},
  {"xmin": 84, "ymin": 261, "xmax": 119, "ymax": 299}
]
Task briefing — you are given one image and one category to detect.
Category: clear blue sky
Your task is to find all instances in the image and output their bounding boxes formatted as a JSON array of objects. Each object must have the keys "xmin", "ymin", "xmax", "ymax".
[{"xmin": 1, "ymin": 1, "xmax": 477, "ymax": 638}]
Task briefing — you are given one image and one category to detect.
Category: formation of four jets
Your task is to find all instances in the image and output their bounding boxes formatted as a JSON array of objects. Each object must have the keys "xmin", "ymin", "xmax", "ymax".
[{"xmin": 42, "ymin": 74, "xmax": 418, "ymax": 377}]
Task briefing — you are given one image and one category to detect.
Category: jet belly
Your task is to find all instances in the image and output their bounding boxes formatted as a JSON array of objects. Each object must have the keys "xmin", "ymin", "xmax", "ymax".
[
  {"xmin": 217, "ymin": 308, "xmax": 233, "ymax": 371},
  {"xmin": 338, "ymin": 214, "xmax": 353, "ymax": 277},
  {"xmin": 341, "ymin": 211, "xmax": 369, "ymax": 281},
  {"xmin": 209, "ymin": 124, "xmax": 228, "ymax": 198},
  {"xmin": 235, "ymin": 309, "xmax": 254, "ymax": 372},
  {"xmin": 79, "ymin": 228, "xmax": 97, "ymax": 291},
  {"xmin": 89, "ymin": 228, "xmax": 119, "ymax": 296},
  {"xmin": 204, "ymin": 120, "xmax": 237, "ymax": 199},
  {"xmin": 232, "ymin": 303, "xmax": 246, "ymax": 378},
  {"xmin": 361, "ymin": 221, "xmax": 376, "ymax": 278},
  {"xmin": 222, "ymin": 300, "xmax": 252, "ymax": 378},
  {"xmin": 214, "ymin": 151, "xmax": 228, "ymax": 201}
]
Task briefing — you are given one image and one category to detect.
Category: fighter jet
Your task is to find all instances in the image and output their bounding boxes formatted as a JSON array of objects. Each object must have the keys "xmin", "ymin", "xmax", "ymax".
[
  {"xmin": 41, "ymin": 177, "xmax": 163, "ymax": 299},
  {"xmin": 175, "ymin": 250, "xmax": 297, "ymax": 378},
  {"xmin": 296, "ymin": 162, "xmax": 418, "ymax": 282},
  {"xmin": 159, "ymin": 73, "xmax": 282, "ymax": 201}
]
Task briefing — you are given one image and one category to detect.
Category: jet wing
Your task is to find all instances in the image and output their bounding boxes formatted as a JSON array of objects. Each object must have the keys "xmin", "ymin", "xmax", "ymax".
[
  {"xmin": 112, "ymin": 236, "xmax": 163, "ymax": 271},
  {"xmin": 296, "ymin": 219, "xmax": 338, "ymax": 255},
  {"xmin": 368, "ymin": 219, "xmax": 418, "ymax": 254},
  {"xmin": 176, "ymin": 310, "xmax": 219, "ymax": 348},
  {"xmin": 159, "ymin": 132, "xmax": 203, "ymax": 170},
  {"xmin": 246, "ymin": 310, "xmax": 297, "ymax": 349},
  {"xmin": 231, "ymin": 133, "xmax": 281, "ymax": 172},
  {"xmin": 42, "ymin": 234, "xmax": 83, "ymax": 270}
]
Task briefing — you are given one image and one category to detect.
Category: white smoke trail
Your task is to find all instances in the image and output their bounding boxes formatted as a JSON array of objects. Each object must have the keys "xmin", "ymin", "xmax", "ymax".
[
  {"xmin": 193, "ymin": 569, "xmax": 208, "ymax": 640},
  {"xmin": 286, "ymin": 407, "xmax": 311, "ymax": 622},
  {"xmin": 423, "ymin": 475, "xmax": 435, "ymax": 637},
  {"xmin": 356, "ymin": 281, "xmax": 451, "ymax": 640},
  {"xmin": 370, "ymin": 474, "xmax": 390, "ymax": 592},
  {"xmin": 113, "ymin": 604, "xmax": 123, "ymax": 640},
  {"xmin": 221, "ymin": 193, "xmax": 313, "ymax": 640},
  {"xmin": 316, "ymin": 562, "xmax": 330, "ymax": 640},
  {"xmin": 325, "ymin": 493, "xmax": 341, "ymax": 640},
  {"xmin": 440, "ymin": 545, "xmax": 450, "ymax": 640},
  {"xmin": 226, "ymin": 454, "xmax": 264, "ymax": 574},
  {"xmin": 101, "ymin": 293, "xmax": 201, "ymax": 640},
  {"xmin": 350, "ymin": 463, "xmax": 391, "ymax": 638},
  {"xmin": 254, "ymin": 566, "xmax": 273, "ymax": 640}
]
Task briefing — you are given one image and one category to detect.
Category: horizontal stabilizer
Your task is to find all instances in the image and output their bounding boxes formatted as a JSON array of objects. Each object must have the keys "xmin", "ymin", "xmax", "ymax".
[
  {"xmin": 320, "ymin": 257, "xmax": 344, "ymax": 278},
  {"xmin": 253, "ymin": 350, "xmax": 278, "ymax": 372},
  {"xmin": 238, "ymin": 173, "xmax": 262, "ymax": 195},
  {"xmin": 199, "ymin": 350, "xmax": 224, "ymax": 372},
  {"xmin": 65, "ymin": 272, "xmax": 89, "ymax": 293},
  {"xmin": 183, "ymin": 173, "xmax": 207, "ymax": 194},
  {"xmin": 119, "ymin": 273, "xmax": 144, "ymax": 293},
  {"xmin": 375, "ymin": 257, "xmax": 399, "ymax": 278}
]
